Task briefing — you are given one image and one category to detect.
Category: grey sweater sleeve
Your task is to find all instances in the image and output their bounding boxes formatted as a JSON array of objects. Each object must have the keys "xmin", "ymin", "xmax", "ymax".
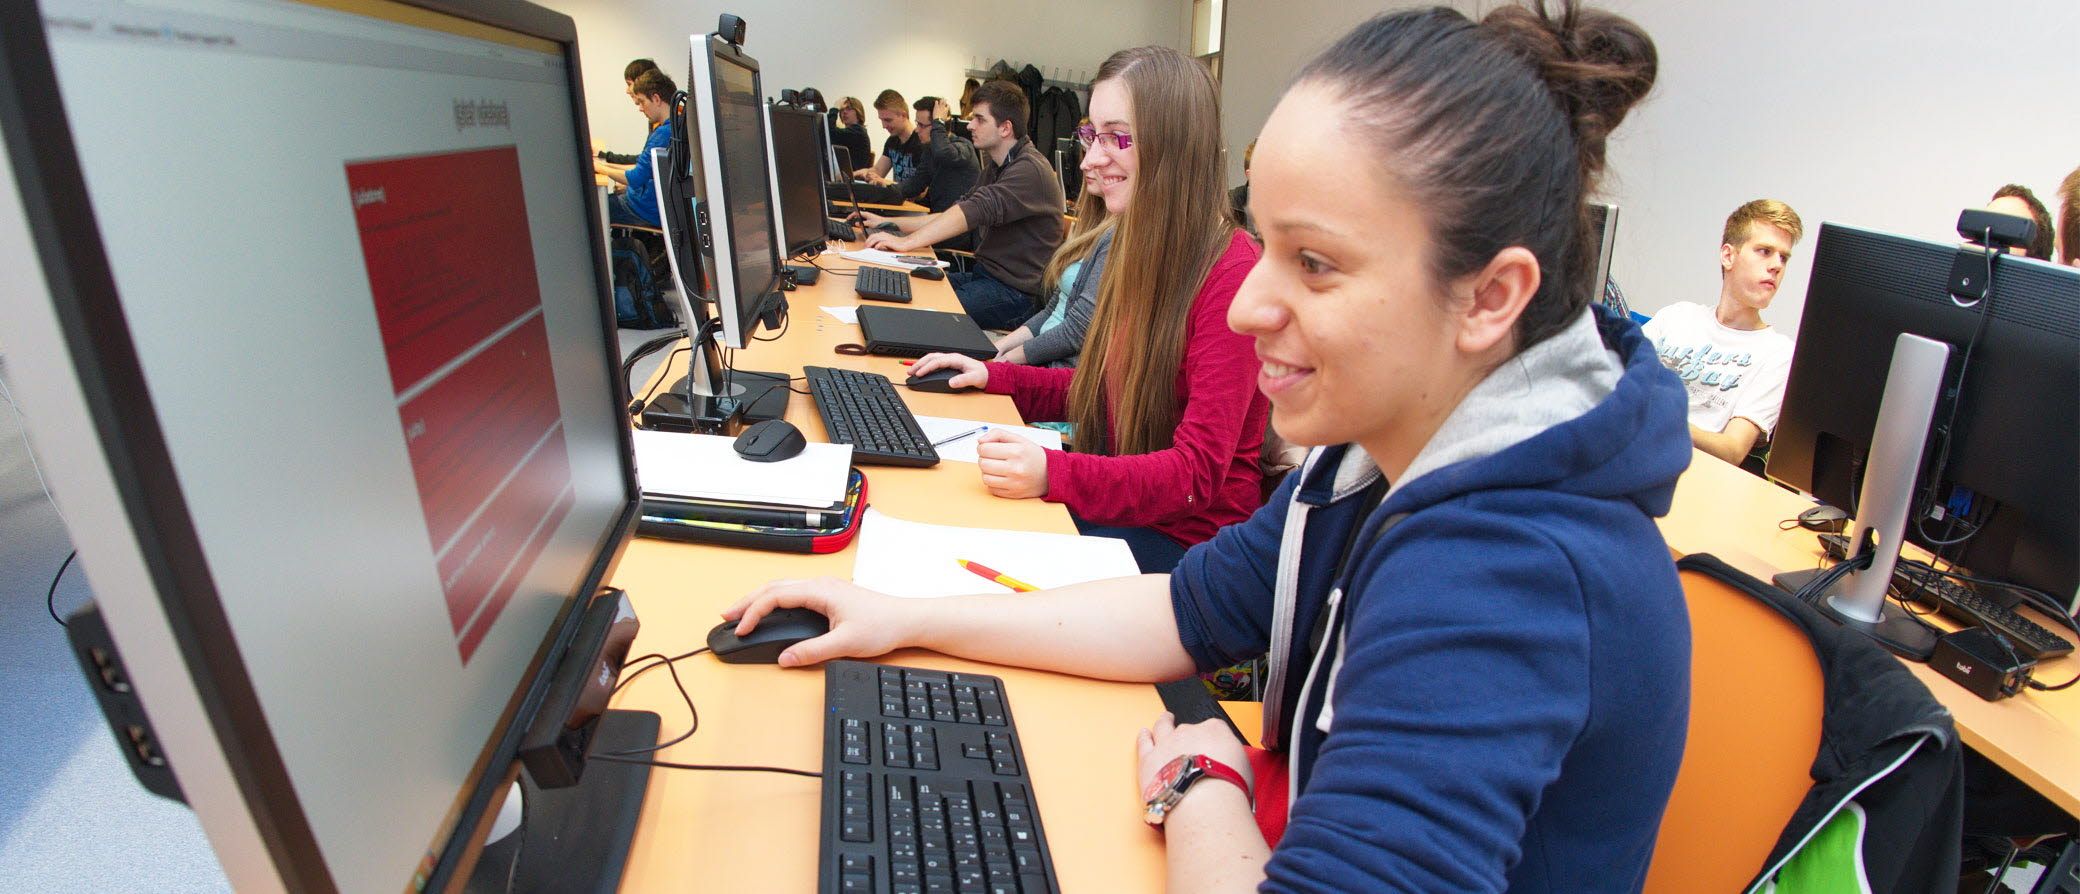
[{"xmin": 1019, "ymin": 230, "xmax": 1111, "ymax": 367}]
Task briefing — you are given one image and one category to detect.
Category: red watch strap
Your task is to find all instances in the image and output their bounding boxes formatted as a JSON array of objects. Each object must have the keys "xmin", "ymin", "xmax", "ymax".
[{"xmin": 1190, "ymin": 755, "xmax": 1251, "ymax": 804}]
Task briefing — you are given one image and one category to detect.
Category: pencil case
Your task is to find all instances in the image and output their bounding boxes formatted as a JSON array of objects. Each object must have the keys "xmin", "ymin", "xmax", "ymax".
[{"xmin": 636, "ymin": 467, "xmax": 867, "ymax": 553}]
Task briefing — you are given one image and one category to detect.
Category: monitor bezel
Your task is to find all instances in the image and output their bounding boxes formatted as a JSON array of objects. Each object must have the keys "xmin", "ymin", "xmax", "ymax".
[{"xmin": 0, "ymin": 0, "xmax": 642, "ymax": 889}]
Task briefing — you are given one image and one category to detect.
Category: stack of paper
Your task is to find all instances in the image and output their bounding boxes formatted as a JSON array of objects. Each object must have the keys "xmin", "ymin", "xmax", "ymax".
[
  {"xmin": 631, "ymin": 429, "xmax": 851, "ymax": 509},
  {"xmin": 850, "ymin": 508, "xmax": 1142, "ymax": 597}
]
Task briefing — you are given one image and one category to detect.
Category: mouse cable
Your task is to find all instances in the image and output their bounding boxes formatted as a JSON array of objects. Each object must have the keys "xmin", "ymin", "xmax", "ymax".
[
  {"xmin": 590, "ymin": 754, "xmax": 822, "ymax": 779},
  {"xmin": 605, "ymin": 647, "xmax": 707, "ymax": 756},
  {"xmin": 47, "ymin": 549, "xmax": 77, "ymax": 628},
  {"xmin": 812, "ymin": 257, "xmax": 862, "ymax": 277}
]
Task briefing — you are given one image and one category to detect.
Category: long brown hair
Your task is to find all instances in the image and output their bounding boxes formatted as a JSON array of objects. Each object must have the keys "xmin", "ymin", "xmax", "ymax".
[
  {"xmin": 1041, "ymin": 186, "xmax": 1112, "ymax": 300},
  {"xmin": 1066, "ymin": 47, "xmax": 1233, "ymax": 457}
]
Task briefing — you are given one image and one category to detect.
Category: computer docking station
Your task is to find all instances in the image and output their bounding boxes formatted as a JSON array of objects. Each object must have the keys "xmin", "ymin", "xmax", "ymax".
[{"xmin": 1930, "ymin": 627, "xmax": 2033, "ymax": 701}]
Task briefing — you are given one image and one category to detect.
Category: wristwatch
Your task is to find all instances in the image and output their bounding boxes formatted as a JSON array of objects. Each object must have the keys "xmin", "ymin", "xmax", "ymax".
[{"xmin": 1142, "ymin": 754, "xmax": 1251, "ymax": 826}]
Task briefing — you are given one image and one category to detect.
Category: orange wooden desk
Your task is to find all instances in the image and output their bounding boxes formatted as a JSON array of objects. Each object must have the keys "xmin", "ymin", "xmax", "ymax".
[
  {"xmin": 831, "ymin": 197, "xmax": 930, "ymax": 216},
  {"xmin": 1658, "ymin": 450, "xmax": 2080, "ymax": 818},
  {"xmin": 606, "ymin": 246, "xmax": 1168, "ymax": 891}
]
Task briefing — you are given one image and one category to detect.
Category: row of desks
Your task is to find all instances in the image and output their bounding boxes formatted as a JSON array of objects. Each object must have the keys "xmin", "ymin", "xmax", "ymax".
[{"xmin": 600, "ymin": 247, "xmax": 2077, "ymax": 890}]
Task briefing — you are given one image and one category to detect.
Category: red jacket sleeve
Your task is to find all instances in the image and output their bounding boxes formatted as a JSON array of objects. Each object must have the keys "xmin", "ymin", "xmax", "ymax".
[
  {"xmin": 1041, "ymin": 236, "xmax": 1263, "ymax": 528},
  {"xmin": 982, "ymin": 361, "xmax": 1074, "ymax": 422}
]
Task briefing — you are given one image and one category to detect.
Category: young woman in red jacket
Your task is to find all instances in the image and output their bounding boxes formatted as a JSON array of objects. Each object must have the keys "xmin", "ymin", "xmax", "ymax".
[{"xmin": 909, "ymin": 45, "xmax": 1265, "ymax": 573}]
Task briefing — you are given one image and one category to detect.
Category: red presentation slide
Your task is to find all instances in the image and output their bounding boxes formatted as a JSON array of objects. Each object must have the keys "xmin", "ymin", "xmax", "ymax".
[{"xmin": 346, "ymin": 146, "xmax": 570, "ymax": 664}]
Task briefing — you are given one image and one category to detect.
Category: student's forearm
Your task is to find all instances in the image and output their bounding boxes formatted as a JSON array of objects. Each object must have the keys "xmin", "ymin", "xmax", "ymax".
[
  {"xmin": 911, "ymin": 574, "xmax": 1197, "ymax": 682},
  {"xmin": 1690, "ymin": 424, "xmax": 1747, "ymax": 465},
  {"xmin": 602, "ymin": 167, "xmax": 629, "ymax": 186},
  {"xmin": 1163, "ymin": 785, "xmax": 1270, "ymax": 893},
  {"xmin": 903, "ymin": 206, "xmax": 970, "ymax": 248},
  {"xmin": 995, "ymin": 326, "xmax": 1036, "ymax": 352}
]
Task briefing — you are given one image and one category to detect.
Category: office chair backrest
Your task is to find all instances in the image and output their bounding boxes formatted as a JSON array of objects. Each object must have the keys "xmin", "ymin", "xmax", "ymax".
[{"xmin": 1644, "ymin": 556, "xmax": 1825, "ymax": 893}]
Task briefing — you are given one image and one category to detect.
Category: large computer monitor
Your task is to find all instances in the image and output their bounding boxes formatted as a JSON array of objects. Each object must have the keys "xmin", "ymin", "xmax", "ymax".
[
  {"xmin": 1769, "ymin": 223, "xmax": 2080, "ymax": 612},
  {"xmin": 683, "ymin": 31, "xmax": 783, "ymax": 352},
  {"xmin": 0, "ymin": 0, "xmax": 646, "ymax": 888},
  {"xmin": 765, "ymin": 102, "xmax": 831, "ymax": 261},
  {"xmin": 635, "ymin": 31, "xmax": 793, "ymax": 431}
]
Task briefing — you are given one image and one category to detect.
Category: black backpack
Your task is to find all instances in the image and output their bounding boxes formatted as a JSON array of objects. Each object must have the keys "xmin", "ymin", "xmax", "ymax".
[{"xmin": 609, "ymin": 231, "xmax": 677, "ymax": 330}]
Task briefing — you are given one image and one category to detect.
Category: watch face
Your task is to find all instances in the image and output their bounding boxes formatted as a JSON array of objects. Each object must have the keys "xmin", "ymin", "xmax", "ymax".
[{"xmin": 1143, "ymin": 754, "xmax": 1192, "ymax": 803}]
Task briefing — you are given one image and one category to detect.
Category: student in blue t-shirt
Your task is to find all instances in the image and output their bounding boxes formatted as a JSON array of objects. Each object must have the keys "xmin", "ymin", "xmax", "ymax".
[{"xmin": 595, "ymin": 70, "xmax": 675, "ymax": 227}]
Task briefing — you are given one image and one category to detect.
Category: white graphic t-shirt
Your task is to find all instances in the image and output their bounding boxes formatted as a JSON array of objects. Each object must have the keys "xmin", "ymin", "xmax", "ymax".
[{"xmin": 1640, "ymin": 301, "xmax": 1795, "ymax": 435}]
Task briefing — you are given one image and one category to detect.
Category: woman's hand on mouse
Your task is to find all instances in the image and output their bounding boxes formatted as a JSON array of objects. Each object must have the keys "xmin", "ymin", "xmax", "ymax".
[
  {"xmin": 976, "ymin": 429, "xmax": 1048, "ymax": 499},
  {"xmin": 910, "ymin": 353, "xmax": 989, "ymax": 390},
  {"xmin": 723, "ymin": 577, "xmax": 914, "ymax": 668}
]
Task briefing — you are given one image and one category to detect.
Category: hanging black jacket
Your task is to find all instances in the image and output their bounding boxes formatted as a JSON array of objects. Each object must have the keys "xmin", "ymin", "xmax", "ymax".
[
  {"xmin": 1016, "ymin": 64, "xmax": 1045, "ymax": 140},
  {"xmin": 1676, "ymin": 555, "xmax": 1964, "ymax": 894}
]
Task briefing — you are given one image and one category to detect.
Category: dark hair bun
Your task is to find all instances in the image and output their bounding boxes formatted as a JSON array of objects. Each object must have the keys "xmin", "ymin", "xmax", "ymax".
[{"xmin": 1480, "ymin": 1, "xmax": 1656, "ymax": 183}]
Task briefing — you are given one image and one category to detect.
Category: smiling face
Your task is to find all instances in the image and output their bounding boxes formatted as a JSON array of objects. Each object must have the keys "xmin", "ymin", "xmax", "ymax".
[
  {"xmin": 1228, "ymin": 84, "xmax": 1476, "ymax": 469},
  {"xmin": 1719, "ymin": 221, "xmax": 1794, "ymax": 312},
  {"xmin": 1079, "ymin": 79, "xmax": 1138, "ymax": 214}
]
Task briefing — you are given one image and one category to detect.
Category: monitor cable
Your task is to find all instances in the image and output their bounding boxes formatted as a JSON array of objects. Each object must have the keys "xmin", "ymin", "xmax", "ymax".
[
  {"xmin": 622, "ymin": 329, "xmax": 689, "ymax": 417},
  {"xmin": 1915, "ymin": 231, "xmax": 2000, "ymax": 548}
]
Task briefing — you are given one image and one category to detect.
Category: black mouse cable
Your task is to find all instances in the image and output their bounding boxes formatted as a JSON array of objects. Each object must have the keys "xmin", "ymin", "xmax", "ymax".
[
  {"xmin": 605, "ymin": 648, "xmax": 704, "ymax": 756},
  {"xmin": 590, "ymin": 754, "xmax": 823, "ymax": 779},
  {"xmin": 594, "ymin": 645, "xmax": 821, "ymax": 776},
  {"xmin": 47, "ymin": 549, "xmax": 77, "ymax": 628},
  {"xmin": 812, "ymin": 256, "xmax": 861, "ymax": 277}
]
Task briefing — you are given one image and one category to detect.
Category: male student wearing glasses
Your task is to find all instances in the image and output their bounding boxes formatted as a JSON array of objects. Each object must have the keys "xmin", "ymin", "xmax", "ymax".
[{"xmin": 860, "ymin": 80, "xmax": 1065, "ymax": 330}]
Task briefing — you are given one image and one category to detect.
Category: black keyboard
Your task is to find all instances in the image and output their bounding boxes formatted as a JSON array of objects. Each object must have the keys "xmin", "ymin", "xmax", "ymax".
[
  {"xmin": 1893, "ymin": 564, "xmax": 2074, "ymax": 660},
  {"xmin": 829, "ymin": 218, "xmax": 861, "ymax": 243},
  {"xmin": 855, "ymin": 266, "xmax": 914, "ymax": 303},
  {"xmin": 803, "ymin": 366, "xmax": 939, "ymax": 467},
  {"xmin": 819, "ymin": 661, "xmax": 1060, "ymax": 894}
]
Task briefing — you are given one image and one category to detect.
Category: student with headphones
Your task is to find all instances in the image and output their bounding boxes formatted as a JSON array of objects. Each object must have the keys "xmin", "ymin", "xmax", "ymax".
[{"xmin": 732, "ymin": 3, "xmax": 1690, "ymax": 888}]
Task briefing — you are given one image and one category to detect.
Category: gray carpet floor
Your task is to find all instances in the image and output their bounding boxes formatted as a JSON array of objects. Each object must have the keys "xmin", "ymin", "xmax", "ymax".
[{"xmin": 0, "ymin": 330, "xmax": 669, "ymax": 890}]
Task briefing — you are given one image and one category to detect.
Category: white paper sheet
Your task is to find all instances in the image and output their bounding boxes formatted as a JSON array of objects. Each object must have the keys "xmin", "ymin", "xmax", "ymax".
[
  {"xmin": 912, "ymin": 416, "xmax": 1064, "ymax": 464},
  {"xmin": 850, "ymin": 508, "xmax": 1142, "ymax": 598},
  {"xmin": 820, "ymin": 304, "xmax": 860, "ymax": 325},
  {"xmin": 631, "ymin": 429, "xmax": 852, "ymax": 508},
  {"xmin": 839, "ymin": 247, "xmax": 949, "ymax": 270}
]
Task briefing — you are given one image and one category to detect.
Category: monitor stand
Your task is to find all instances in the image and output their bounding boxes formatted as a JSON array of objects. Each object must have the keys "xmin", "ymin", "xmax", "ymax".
[
  {"xmin": 639, "ymin": 320, "xmax": 788, "ymax": 433},
  {"xmin": 463, "ymin": 709, "xmax": 658, "ymax": 894},
  {"xmin": 1773, "ymin": 332, "xmax": 1950, "ymax": 661}
]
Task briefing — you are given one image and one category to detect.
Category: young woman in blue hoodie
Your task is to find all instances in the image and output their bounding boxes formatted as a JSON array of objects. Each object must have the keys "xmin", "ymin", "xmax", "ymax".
[{"xmin": 728, "ymin": 3, "xmax": 1694, "ymax": 889}]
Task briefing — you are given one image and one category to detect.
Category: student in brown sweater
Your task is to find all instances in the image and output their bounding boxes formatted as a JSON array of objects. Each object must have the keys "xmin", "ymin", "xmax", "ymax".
[{"xmin": 861, "ymin": 80, "xmax": 1067, "ymax": 329}]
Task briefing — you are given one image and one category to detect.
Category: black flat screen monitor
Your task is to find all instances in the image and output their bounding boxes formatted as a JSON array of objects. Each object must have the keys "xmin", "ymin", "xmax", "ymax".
[
  {"xmin": 765, "ymin": 103, "xmax": 830, "ymax": 260},
  {"xmin": 0, "ymin": 0, "xmax": 640, "ymax": 887},
  {"xmin": 1588, "ymin": 203, "xmax": 1618, "ymax": 299},
  {"xmin": 684, "ymin": 33, "xmax": 779, "ymax": 349},
  {"xmin": 1767, "ymin": 222, "xmax": 2079, "ymax": 606}
]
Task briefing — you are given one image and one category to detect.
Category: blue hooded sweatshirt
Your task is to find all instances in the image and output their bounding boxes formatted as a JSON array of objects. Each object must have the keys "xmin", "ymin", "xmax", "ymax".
[
  {"xmin": 623, "ymin": 119, "xmax": 672, "ymax": 225},
  {"xmin": 1170, "ymin": 306, "xmax": 1694, "ymax": 892}
]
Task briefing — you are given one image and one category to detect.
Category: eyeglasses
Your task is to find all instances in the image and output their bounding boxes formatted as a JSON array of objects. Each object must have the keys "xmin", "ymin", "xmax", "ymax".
[{"xmin": 1073, "ymin": 125, "xmax": 1133, "ymax": 151}]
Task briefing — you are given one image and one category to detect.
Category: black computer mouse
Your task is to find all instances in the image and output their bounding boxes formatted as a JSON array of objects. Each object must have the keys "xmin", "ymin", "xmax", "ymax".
[
  {"xmin": 733, "ymin": 419, "xmax": 806, "ymax": 463},
  {"xmin": 904, "ymin": 367, "xmax": 976, "ymax": 393},
  {"xmin": 1798, "ymin": 504, "xmax": 1849, "ymax": 533},
  {"xmin": 910, "ymin": 265, "xmax": 945, "ymax": 281},
  {"xmin": 707, "ymin": 608, "xmax": 831, "ymax": 664},
  {"xmin": 871, "ymin": 221, "xmax": 903, "ymax": 235}
]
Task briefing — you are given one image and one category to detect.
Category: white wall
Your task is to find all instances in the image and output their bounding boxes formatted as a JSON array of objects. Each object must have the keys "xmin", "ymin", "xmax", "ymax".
[
  {"xmin": 1219, "ymin": 0, "xmax": 2080, "ymax": 335},
  {"xmin": 545, "ymin": 0, "xmax": 1189, "ymax": 158}
]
